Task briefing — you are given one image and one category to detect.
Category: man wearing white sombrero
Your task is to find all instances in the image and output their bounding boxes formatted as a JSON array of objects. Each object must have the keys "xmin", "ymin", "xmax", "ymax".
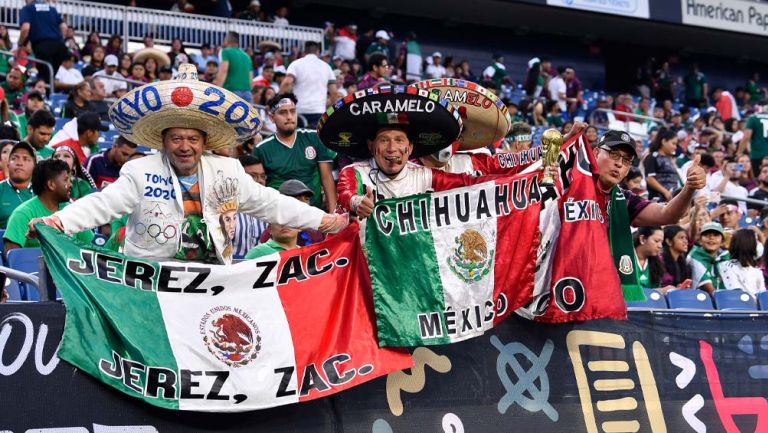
[{"xmin": 28, "ymin": 64, "xmax": 348, "ymax": 264}]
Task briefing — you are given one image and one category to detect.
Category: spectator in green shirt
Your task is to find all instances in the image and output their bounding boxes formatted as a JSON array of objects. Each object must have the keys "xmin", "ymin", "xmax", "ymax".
[
  {"xmin": 4, "ymin": 158, "xmax": 93, "ymax": 252},
  {"xmin": 746, "ymin": 72, "xmax": 764, "ymax": 105},
  {"xmin": 253, "ymin": 93, "xmax": 337, "ymax": 212},
  {"xmin": 214, "ymin": 31, "xmax": 253, "ymax": 102},
  {"xmin": 244, "ymin": 221, "xmax": 300, "ymax": 259},
  {"xmin": 0, "ymin": 141, "xmax": 35, "ymax": 228},
  {"xmin": 683, "ymin": 64, "xmax": 708, "ymax": 108},
  {"xmin": 23, "ymin": 109, "xmax": 55, "ymax": 160},
  {"xmin": 688, "ymin": 222, "xmax": 730, "ymax": 295},
  {"xmin": 1, "ymin": 67, "xmax": 26, "ymax": 111}
]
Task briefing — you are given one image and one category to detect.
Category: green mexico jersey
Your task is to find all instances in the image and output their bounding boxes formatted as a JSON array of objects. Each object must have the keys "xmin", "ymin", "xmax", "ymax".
[
  {"xmin": 747, "ymin": 113, "xmax": 768, "ymax": 159},
  {"xmin": 0, "ymin": 180, "xmax": 33, "ymax": 229},
  {"xmin": 4, "ymin": 196, "xmax": 94, "ymax": 248},
  {"xmin": 220, "ymin": 47, "xmax": 252, "ymax": 92},
  {"xmin": 253, "ymin": 129, "xmax": 336, "ymax": 209}
]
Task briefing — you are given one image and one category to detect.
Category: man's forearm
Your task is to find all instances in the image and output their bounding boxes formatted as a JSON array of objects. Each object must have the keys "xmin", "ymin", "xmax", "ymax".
[
  {"xmin": 661, "ymin": 186, "xmax": 695, "ymax": 224},
  {"xmin": 18, "ymin": 29, "xmax": 29, "ymax": 46}
]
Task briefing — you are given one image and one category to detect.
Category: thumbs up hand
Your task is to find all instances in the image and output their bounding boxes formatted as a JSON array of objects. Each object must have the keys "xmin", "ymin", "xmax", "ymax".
[
  {"xmin": 351, "ymin": 186, "xmax": 376, "ymax": 218},
  {"xmin": 686, "ymin": 154, "xmax": 706, "ymax": 191}
]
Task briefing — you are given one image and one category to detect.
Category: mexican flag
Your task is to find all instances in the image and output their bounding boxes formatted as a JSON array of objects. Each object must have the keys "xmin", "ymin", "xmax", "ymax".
[
  {"xmin": 519, "ymin": 134, "xmax": 627, "ymax": 322},
  {"xmin": 365, "ymin": 170, "xmax": 548, "ymax": 347},
  {"xmin": 39, "ymin": 223, "xmax": 411, "ymax": 412},
  {"xmin": 365, "ymin": 134, "xmax": 626, "ymax": 347}
]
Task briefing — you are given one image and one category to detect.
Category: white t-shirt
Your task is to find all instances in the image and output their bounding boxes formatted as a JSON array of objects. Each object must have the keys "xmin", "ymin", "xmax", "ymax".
[
  {"xmin": 719, "ymin": 260, "xmax": 765, "ymax": 298},
  {"xmin": 286, "ymin": 54, "xmax": 336, "ymax": 114},
  {"xmin": 55, "ymin": 66, "xmax": 84, "ymax": 86},
  {"xmin": 425, "ymin": 64, "xmax": 446, "ymax": 79},
  {"xmin": 92, "ymin": 70, "xmax": 127, "ymax": 97},
  {"xmin": 548, "ymin": 76, "xmax": 567, "ymax": 112},
  {"xmin": 333, "ymin": 35, "xmax": 356, "ymax": 61}
]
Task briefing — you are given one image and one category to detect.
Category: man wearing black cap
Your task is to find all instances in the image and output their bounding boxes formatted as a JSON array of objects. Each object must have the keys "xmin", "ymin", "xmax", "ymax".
[
  {"xmin": 594, "ymin": 130, "xmax": 705, "ymax": 226},
  {"xmin": 51, "ymin": 112, "xmax": 108, "ymax": 162},
  {"xmin": 0, "ymin": 142, "xmax": 35, "ymax": 229},
  {"xmin": 592, "ymin": 130, "xmax": 706, "ymax": 299},
  {"xmin": 245, "ymin": 179, "xmax": 323, "ymax": 259}
]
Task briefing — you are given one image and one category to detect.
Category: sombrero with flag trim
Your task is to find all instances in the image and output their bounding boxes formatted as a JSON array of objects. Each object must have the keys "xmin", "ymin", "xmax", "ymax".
[
  {"xmin": 317, "ymin": 85, "xmax": 462, "ymax": 158},
  {"xmin": 411, "ymin": 78, "xmax": 511, "ymax": 150},
  {"xmin": 108, "ymin": 64, "xmax": 261, "ymax": 150}
]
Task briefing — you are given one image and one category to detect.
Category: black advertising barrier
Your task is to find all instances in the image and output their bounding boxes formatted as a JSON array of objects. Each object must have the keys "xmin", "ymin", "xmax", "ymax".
[{"xmin": 2, "ymin": 302, "xmax": 768, "ymax": 432}]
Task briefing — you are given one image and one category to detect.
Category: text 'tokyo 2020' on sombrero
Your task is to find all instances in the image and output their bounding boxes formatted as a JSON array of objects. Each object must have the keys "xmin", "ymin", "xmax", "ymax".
[
  {"xmin": 317, "ymin": 85, "xmax": 463, "ymax": 159},
  {"xmin": 410, "ymin": 78, "xmax": 511, "ymax": 150},
  {"xmin": 108, "ymin": 64, "xmax": 262, "ymax": 150}
]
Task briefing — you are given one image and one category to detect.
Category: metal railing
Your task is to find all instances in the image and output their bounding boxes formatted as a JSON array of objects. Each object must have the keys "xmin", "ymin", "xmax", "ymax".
[
  {"xmin": 628, "ymin": 307, "xmax": 768, "ymax": 316},
  {"xmin": 0, "ymin": 0, "xmax": 324, "ymax": 53},
  {"xmin": 595, "ymin": 108, "xmax": 667, "ymax": 138},
  {"xmin": 0, "ymin": 49, "xmax": 54, "ymax": 93}
]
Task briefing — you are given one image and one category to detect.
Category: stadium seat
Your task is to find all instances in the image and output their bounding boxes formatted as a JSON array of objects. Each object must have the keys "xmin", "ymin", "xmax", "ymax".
[
  {"xmin": 54, "ymin": 117, "xmax": 70, "ymax": 131},
  {"xmin": 7, "ymin": 248, "xmax": 42, "ymax": 301},
  {"xmin": 755, "ymin": 291, "xmax": 768, "ymax": 311},
  {"xmin": 50, "ymin": 93, "xmax": 68, "ymax": 110},
  {"xmin": 713, "ymin": 289, "xmax": 758, "ymax": 310},
  {"xmin": 626, "ymin": 288, "xmax": 668, "ymax": 309},
  {"xmin": 0, "ymin": 228, "xmax": 5, "ymax": 265},
  {"xmin": 3, "ymin": 273, "xmax": 22, "ymax": 301},
  {"xmin": 666, "ymin": 289, "xmax": 714, "ymax": 310}
]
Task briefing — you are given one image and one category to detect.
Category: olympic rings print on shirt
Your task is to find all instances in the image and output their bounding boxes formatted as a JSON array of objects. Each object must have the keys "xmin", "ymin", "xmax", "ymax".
[{"xmin": 134, "ymin": 223, "xmax": 177, "ymax": 244}]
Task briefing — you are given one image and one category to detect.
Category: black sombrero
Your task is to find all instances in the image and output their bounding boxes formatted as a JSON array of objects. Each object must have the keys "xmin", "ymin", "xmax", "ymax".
[{"xmin": 317, "ymin": 86, "xmax": 462, "ymax": 159}]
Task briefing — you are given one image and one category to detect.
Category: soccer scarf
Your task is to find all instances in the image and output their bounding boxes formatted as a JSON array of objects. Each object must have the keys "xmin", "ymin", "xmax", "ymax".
[{"xmin": 608, "ymin": 186, "xmax": 646, "ymax": 301}]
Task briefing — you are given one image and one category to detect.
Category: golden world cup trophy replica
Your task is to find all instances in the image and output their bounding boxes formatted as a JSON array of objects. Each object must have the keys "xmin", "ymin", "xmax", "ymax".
[{"xmin": 540, "ymin": 128, "xmax": 563, "ymax": 185}]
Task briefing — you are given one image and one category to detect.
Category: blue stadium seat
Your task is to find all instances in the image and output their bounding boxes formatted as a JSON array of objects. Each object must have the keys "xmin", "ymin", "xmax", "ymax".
[
  {"xmin": 666, "ymin": 289, "xmax": 714, "ymax": 310},
  {"xmin": 49, "ymin": 93, "xmax": 68, "ymax": 110},
  {"xmin": 626, "ymin": 288, "xmax": 668, "ymax": 309},
  {"xmin": 758, "ymin": 292, "xmax": 768, "ymax": 311},
  {"xmin": 3, "ymin": 273, "xmax": 22, "ymax": 301},
  {"xmin": 713, "ymin": 289, "xmax": 758, "ymax": 310},
  {"xmin": 0, "ymin": 228, "xmax": 5, "ymax": 265},
  {"xmin": 7, "ymin": 248, "xmax": 41, "ymax": 301},
  {"xmin": 54, "ymin": 117, "xmax": 70, "ymax": 131}
]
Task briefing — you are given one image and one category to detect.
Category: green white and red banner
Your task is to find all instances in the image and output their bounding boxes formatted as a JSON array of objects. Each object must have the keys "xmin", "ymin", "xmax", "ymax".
[
  {"xmin": 39, "ymin": 223, "xmax": 411, "ymax": 412},
  {"xmin": 365, "ymin": 135, "xmax": 626, "ymax": 347}
]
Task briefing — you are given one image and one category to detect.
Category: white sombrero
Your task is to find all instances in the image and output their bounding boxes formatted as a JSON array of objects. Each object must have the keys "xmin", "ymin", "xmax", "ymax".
[
  {"xmin": 133, "ymin": 47, "xmax": 171, "ymax": 67},
  {"xmin": 108, "ymin": 64, "xmax": 261, "ymax": 150}
]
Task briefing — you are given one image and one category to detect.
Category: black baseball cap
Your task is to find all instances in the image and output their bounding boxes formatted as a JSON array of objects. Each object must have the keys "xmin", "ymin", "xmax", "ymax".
[
  {"xmin": 11, "ymin": 141, "xmax": 36, "ymax": 159},
  {"xmin": 26, "ymin": 90, "xmax": 45, "ymax": 101},
  {"xmin": 598, "ymin": 130, "xmax": 637, "ymax": 158},
  {"xmin": 278, "ymin": 179, "xmax": 314, "ymax": 197},
  {"xmin": 78, "ymin": 112, "xmax": 109, "ymax": 132}
]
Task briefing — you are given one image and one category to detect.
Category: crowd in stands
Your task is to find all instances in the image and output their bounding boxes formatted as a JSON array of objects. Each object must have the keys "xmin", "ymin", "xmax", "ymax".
[{"xmin": 1, "ymin": 0, "xmax": 768, "ymax": 305}]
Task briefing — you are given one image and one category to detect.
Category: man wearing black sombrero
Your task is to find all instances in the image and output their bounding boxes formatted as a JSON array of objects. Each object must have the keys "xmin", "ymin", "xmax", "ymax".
[
  {"xmin": 29, "ymin": 64, "xmax": 348, "ymax": 264},
  {"xmin": 320, "ymin": 87, "xmax": 491, "ymax": 219}
]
